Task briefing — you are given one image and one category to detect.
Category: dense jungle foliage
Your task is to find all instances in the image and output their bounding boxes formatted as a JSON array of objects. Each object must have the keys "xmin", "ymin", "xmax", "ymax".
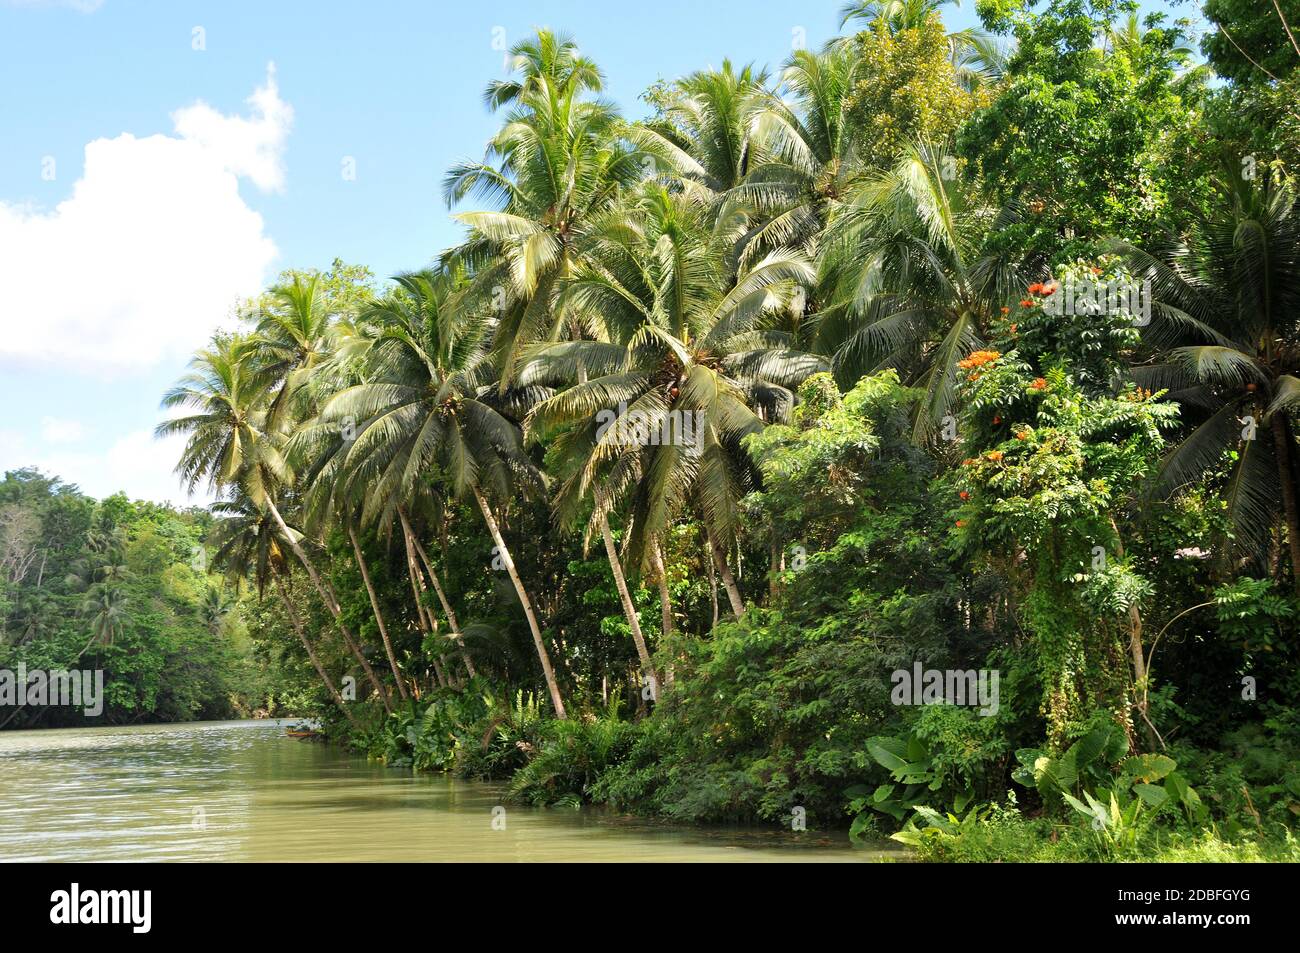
[
  {"xmin": 8, "ymin": 0, "xmax": 1300, "ymax": 861},
  {"xmin": 0, "ymin": 469, "xmax": 293, "ymax": 726}
]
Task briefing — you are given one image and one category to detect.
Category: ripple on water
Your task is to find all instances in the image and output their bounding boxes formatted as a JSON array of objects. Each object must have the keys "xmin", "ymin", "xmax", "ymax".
[{"xmin": 0, "ymin": 720, "xmax": 901, "ymax": 862}]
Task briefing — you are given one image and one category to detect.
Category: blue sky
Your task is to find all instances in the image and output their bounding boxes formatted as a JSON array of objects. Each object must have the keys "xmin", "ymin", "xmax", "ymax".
[{"xmin": 0, "ymin": 0, "xmax": 1198, "ymax": 504}]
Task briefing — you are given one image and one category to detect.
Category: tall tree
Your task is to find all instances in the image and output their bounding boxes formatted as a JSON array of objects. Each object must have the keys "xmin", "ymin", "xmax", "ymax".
[
  {"xmin": 444, "ymin": 30, "xmax": 645, "ymax": 387},
  {"xmin": 815, "ymin": 141, "xmax": 1023, "ymax": 440},
  {"xmin": 1126, "ymin": 171, "xmax": 1300, "ymax": 587},
  {"xmin": 525, "ymin": 183, "xmax": 820, "ymax": 615},
  {"xmin": 209, "ymin": 493, "xmax": 359, "ymax": 726},
  {"xmin": 312, "ymin": 269, "xmax": 569, "ymax": 717},
  {"xmin": 156, "ymin": 338, "xmax": 392, "ymax": 710}
]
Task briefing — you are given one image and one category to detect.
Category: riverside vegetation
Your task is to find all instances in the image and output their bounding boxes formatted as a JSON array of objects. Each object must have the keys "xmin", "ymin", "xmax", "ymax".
[{"xmin": 7, "ymin": 1, "xmax": 1300, "ymax": 861}]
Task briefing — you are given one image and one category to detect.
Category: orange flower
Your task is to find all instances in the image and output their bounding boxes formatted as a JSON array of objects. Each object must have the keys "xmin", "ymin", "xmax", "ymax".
[
  {"xmin": 1016, "ymin": 430, "xmax": 1029, "ymax": 440},
  {"xmin": 1091, "ymin": 266, "xmax": 1103, "ymax": 276},
  {"xmin": 1042, "ymin": 282, "xmax": 1057, "ymax": 296},
  {"xmin": 1009, "ymin": 323, "xmax": 1017, "ymax": 333},
  {"xmin": 957, "ymin": 350, "xmax": 1001, "ymax": 371},
  {"xmin": 1031, "ymin": 377, "xmax": 1047, "ymax": 389},
  {"xmin": 959, "ymin": 490, "xmax": 969, "ymax": 500},
  {"xmin": 992, "ymin": 415, "xmax": 1001, "ymax": 425},
  {"xmin": 961, "ymin": 458, "xmax": 976, "ymax": 467},
  {"xmin": 987, "ymin": 450, "xmax": 1004, "ymax": 462},
  {"xmin": 1000, "ymin": 306, "xmax": 1010, "ymax": 315},
  {"xmin": 1019, "ymin": 299, "xmax": 1033, "ymax": 308},
  {"xmin": 1028, "ymin": 282, "xmax": 1044, "ymax": 295},
  {"xmin": 955, "ymin": 520, "xmax": 965, "ymax": 528}
]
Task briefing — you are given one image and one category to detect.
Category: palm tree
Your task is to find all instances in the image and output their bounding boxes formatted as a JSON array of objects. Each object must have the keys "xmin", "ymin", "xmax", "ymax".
[
  {"xmin": 840, "ymin": 0, "xmax": 953, "ymax": 27},
  {"xmin": 80, "ymin": 584, "xmax": 126, "ymax": 653},
  {"xmin": 814, "ymin": 140, "xmax": 1026, "ymax": 440},
  {"xmin": 483, "ymin": 28, "xmax": 604, "ymax": 112},
  {"xmin": 1124, "ymin": 171, "xmax": 1300, "ymax": 584},
  {"xmin": 949, "ymin": 31, "xmax": 1011, "ymax": 93},
  {"xmin": 208, "ymin": 493, "xmax": 358, "ymax": 726},
  {"xmin": 289, "ymin": 303, "xmax": 481, "ymax": 688},
  {"xmin": 1104, "ymin": 10, "xmax": 1194, "ymax": 63},
  {"xmin": 208, "ymin": 495, "xmax": 279, "ymax": 600},
  {"xmin": 734, "ymin": 44, "xmax": 862, "ymax": 271},
  {"xmin": 663, "ymin": 61, "xmax": 770, "ymax": 197},
  {"xmin": 273, "ymin": 570, "xmax": 358, "ymax": 725},
  {"xmin": 156, "ymin": 337, "xmax": 392, "ymax": 710},
  {"xmin": 253, "ymin": 270, "xmax": 414, "ymax": 697},
  {"xmin": 443, "ymin": 33, "xmax": 645, "ymax": 387},
  {"xmin": 310, "ymin": 268, "xmax": 569, "ymax": 717},
  {"xmin": 248, "ymin": 274, "xmax": 339, "ymax": 431},
  {"xmin": 525, "ymin": 183, "xmax": 821, "ymax": 620},
  {"xmin": 628, "ymin": 60, "xmax": 771, "ymax": 238},
  {"xmin": 400, "ymin": 503, "xmax": 477, "ymax": 679},
  {"xmin": 345, "ymin": 518, "xmax": 408, "ymax": 699},
  {"xmin": 200, "ymin": 585, "xmax": 232, "ymax": 635}
]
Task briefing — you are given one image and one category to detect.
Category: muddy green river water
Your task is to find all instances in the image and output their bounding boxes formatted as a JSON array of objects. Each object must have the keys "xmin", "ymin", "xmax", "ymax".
[{"xmin": 0, "ymin": 720, "xmax": 899, "ymax": 862}]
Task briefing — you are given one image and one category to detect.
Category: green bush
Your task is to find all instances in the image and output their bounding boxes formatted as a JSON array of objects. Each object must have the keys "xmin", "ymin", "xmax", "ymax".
[{"xmin": 507, "ymin": 698, "xmax": 639, "ymax": 806}]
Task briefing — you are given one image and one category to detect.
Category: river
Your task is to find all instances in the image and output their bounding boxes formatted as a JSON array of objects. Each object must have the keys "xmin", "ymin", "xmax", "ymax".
[{"xmin": 0, "ymin": 720, "xmax": 898, "ymax": 862}]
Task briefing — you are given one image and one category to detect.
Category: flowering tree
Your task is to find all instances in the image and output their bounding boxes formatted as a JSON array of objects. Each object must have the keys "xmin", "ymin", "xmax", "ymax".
[{"xmin": 952, "ymin": 263, "xmax": 1178, "ymax": 747}]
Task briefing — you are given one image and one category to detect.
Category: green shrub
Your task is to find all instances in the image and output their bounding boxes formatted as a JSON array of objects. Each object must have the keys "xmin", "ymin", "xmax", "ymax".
[{"xmin": 507, "ymin": 698, "xmax": 639, "ymax": 806}]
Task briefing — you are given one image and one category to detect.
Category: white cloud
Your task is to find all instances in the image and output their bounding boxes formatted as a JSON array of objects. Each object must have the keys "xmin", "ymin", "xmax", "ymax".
[
  {"xmin": 0, "ymin": 65, "xmax": 290, "ymax": 375},
  {"xmin": 39, "ymin": 416, "xmax": 86, "ymax": 443},
  {"xmin": 0, "ymin": 428, "xmax": 211, "ymax": 507},
  {"xmin": 172, "ymin": 63, "xmax": 292, "ymax": 193},
  {"xmin": 102, "ymin": 428, "xmax": 210, "ymax": 505}
]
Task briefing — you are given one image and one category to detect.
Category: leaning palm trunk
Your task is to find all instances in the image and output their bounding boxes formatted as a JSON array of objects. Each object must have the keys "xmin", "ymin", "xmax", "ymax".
[
  {"xmin": 398, "ymin": 515, "xmax": 441, "ymax": 652},
  {"xmin": 402, "ymin": 508, "xmax": 477, "ymax": 678},
  {"xmin": 598, "ymin": 512, "xmax": 656, "ymax": 686},
  {"xmin": 708, "ymin": 531, "xmax": 746, "ymax": 618},
  {"xmin": 1270, "ymin": 410, "xmax": 1300, "ymax": 595},
  {"xmin": 398, "ymin": 514, "xmax": 464, "ymax": 690},
  {"xmin": 274, "ymin": 570, "xmax": 357, "ymax": 727},
  {"xmin": 707, "ymin": 546, "xmax": 719, "ymax": 628},
  {"xmin": 348, "ymin": 524, "xmax": 408, "ymax": 700},
  {"xmin": 472, "ymin": 488, "xmax": 567, "ymax": 718},
  {"xmin": 650, "ymin": 540, "xmax": 674, "ymax": 686},
  {"xmin": 265, "ymin": 498, "xmax": 391, "ymax": 712}
]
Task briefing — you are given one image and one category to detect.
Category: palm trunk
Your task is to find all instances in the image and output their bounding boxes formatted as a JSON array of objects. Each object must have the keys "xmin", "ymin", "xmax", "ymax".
[
  {"xmin": 402, "ymin": 508, "xmax": 477, "ymax": 678},
  {"xmin": 599, "ymin": 512, "xmax": 655, "ymax": 680},
  {"xmin": 708, "ymin": 545, "xmax": 719, "ymax": 628},
  {"xmin": 348, "ymin": 524, "xmax": 408, "ymax": 700},
  {"xmin": 1271, "ymin": 410, "xmax": 1300, "ymax": 595},
  {"xmin": 274, "ymin": 571, "xmax": 357, "ymax": 727},
  {"xmin": 708, "ymin": 531, "xmax": 746, "ymax": 618},
  {"xmin": 265, "ymin": 498, "xmax": 391, "ymax": 712},
  {"xmin": 398, "ymin": 512, "xmax": 441, "ymax": 654},
  {"xmin": 651, "ymin": 540, "xmax": 674, "ymax": 637},
  {"xmin": 650, "ymin": 540, "xmax": 674, "ymax": 686},
  {"xmin": 472, "ymin": 487, "xmax": 566, "ymax": 718}
]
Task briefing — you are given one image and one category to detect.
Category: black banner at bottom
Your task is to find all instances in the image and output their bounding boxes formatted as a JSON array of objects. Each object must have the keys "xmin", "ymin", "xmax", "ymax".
[{"xmin": 0, "ymin": 861, "xmax": 1283, "ymax": 939}]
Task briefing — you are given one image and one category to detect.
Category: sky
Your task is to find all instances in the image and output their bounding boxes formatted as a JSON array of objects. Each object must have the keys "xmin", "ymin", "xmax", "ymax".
[{"xmin": 0, "ymin": 0, "xmax": 1199, "ymax": 506}]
